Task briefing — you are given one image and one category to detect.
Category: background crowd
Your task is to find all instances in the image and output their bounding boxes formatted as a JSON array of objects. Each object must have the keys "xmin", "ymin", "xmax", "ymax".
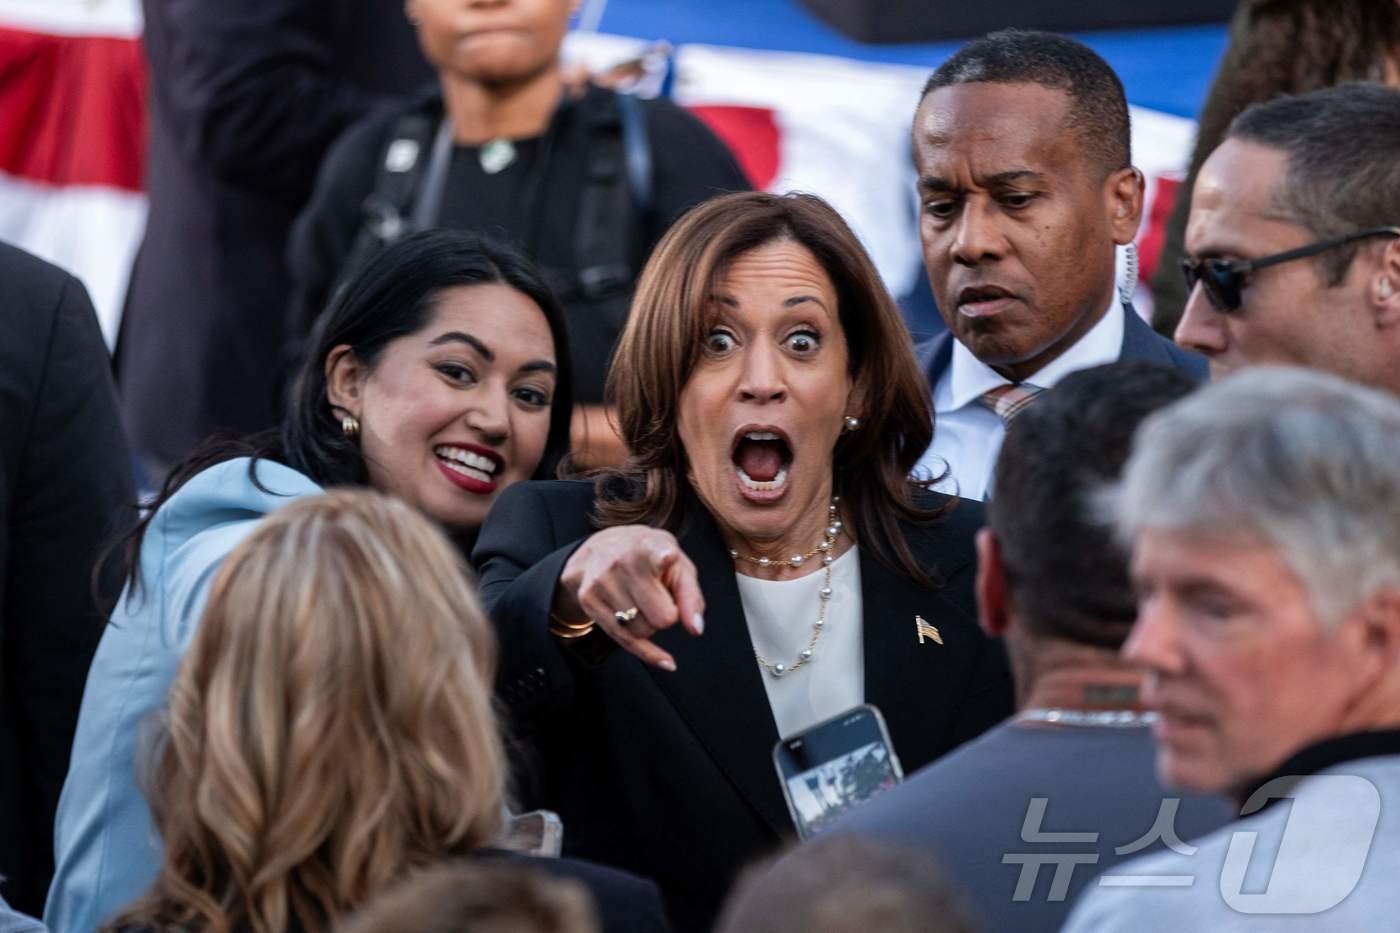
[{"xmin": 2, "ymin": 1, "xmax": 1399, "ymax": 931}]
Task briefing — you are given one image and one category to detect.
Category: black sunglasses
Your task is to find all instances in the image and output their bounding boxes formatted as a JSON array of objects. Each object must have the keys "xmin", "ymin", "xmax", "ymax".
[{"xmin": 1180, "ymin": 225, "xmax": 1400, "ymax": 312}]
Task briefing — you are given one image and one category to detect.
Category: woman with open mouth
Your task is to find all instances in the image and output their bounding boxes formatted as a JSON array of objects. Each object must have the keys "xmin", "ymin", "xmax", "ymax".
[
  {"xmin": 47, "ymin": 229, "xmax": 574, "ymax": 932},
  {"xmin": 476, "ymin": 191, "xmax": 1014, "ymax": 933}
]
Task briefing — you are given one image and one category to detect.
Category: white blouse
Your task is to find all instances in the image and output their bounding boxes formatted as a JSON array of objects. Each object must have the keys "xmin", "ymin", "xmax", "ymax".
[{"xmin": 735, "ymin": 545, "xmax": 863, "ymax": 739}]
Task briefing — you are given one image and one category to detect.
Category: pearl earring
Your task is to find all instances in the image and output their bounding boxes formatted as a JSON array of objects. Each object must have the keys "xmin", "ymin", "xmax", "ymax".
[
  {"xmin": 1381, "ymin": 280, "xmax": 1394, "ymax": 300},
  {"xmin": 342, "ymin": 414, "xmax": 361, "ymax": 439},
  {"xmin": 843, "ymin": 416, "xmax": 860, "ymax": 433}
]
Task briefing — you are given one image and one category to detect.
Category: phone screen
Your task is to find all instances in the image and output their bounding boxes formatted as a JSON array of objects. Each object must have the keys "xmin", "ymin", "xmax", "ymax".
[{"xmin": 773, "ymin": 704, "xmax": 903, "ymax": 839}]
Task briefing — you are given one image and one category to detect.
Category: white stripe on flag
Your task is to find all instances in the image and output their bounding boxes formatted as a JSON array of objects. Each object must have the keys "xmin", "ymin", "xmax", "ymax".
[
  {"xmin": 0, "ymin": 0, "xmax": 141, "ymax": 38},
  {"xmin": 0, "ymin": 171, "xmax": 147, "ymax": 348}
]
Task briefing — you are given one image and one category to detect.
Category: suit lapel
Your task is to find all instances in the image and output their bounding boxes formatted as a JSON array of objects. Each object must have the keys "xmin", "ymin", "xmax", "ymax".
[
  {"xmin": 917, "ymin": 331, "xmax": 955, "ymax": 388},
  {"xmin": 647, "ymin": 511, "xmax": 791, "ymax": 836},
  {"xmin": 1119, "ymin": 302, "xmax": 1170, "ymax": 365},
  {"xmin": 859, "ymin": 545, "xmax": 973, "ymax": 774}
]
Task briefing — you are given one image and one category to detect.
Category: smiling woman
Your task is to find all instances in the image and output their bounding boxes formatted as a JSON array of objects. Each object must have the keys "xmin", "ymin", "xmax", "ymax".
[
  {"xmin": 45, "ymin": 230, "xmax": 575, "ymax": 932},
  {"xmin": 474, "ymin": 191, "xmax": 1013, "ymax": 933}
]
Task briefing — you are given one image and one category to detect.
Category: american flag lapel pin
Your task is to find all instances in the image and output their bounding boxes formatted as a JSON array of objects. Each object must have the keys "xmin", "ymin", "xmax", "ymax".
[{"xmin": 915, "ymin": 615, "xmax": 943, "ymax": 645}]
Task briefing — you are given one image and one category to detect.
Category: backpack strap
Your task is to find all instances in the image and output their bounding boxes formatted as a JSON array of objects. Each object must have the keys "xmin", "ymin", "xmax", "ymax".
[
  {"xmin": 357, "ymin": 112, "xmax": 436, "ymax": 248},
  {"xmin": 617, "ymin": 91, "xmax": 653, "ymax": 216},
  {"xmin": 573, "ymin": 90, "xmax": 652, "ymax": 301}
]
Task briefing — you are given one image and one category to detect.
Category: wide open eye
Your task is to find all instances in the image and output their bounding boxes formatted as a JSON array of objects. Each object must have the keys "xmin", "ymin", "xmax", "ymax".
[
  {"xmin": 784, "ymin": 330, "xmax": 819, "ymax": 354},
  {"xmin": 704, "ymin": 329, "xmax": 737, "ymax": 354}
]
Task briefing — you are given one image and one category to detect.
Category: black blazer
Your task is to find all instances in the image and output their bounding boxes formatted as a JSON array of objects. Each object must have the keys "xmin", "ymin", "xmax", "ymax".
[
  {"xmin": 475, "ymin": 481, "xmax": 1013, "ymax": 933},
  {"xmin": 0, "ymin": 243, "xmax": 135, "ymax": 914},
  {"xmin": 482, "ymin": 850, "xmax": 669, "ymax": 933}
]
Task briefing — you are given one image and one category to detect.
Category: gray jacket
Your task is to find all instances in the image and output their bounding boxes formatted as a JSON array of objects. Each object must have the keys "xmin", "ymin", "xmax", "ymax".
[{"xmin": 1065, "ymin": 737, "xmax": 1400, "ymax": 931}]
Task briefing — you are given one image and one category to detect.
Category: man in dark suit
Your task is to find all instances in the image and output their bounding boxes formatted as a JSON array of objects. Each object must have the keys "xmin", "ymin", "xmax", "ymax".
[
  {"xmin": 116, "ymin": 0, "xmax": 434, "ymax": 479},
  {"xmin": 0, "ymin": 242, "xmax": 135, "ymax": 915},
  {"xmin": 826, "ymin": 362, "xmax": 1232, "ymax": 933},
  {"xmin": 909, "ymin": 31, "xmax": 1205, "ymax": 500}
]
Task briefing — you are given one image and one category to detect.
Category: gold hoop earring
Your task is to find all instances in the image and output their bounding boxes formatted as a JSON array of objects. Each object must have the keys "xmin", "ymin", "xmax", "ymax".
[{"xmin": 342, "ymin": 414, "xmax": 361, "ymax": 440}]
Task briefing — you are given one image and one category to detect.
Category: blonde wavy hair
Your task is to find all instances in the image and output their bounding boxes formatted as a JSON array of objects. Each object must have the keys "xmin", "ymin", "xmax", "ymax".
[{"xmin": 108, "ymin": 490, "xmax": 507, "ymax": 933}]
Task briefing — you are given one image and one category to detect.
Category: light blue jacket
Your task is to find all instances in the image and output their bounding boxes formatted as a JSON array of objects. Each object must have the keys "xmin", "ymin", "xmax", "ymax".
[
  {"xmin": 44, "ymin": 459, "xmax": 321, "ymax": 932},
  {"xmin": 0, "ymin": 890, "xmax": 46, "ymax": 933}
]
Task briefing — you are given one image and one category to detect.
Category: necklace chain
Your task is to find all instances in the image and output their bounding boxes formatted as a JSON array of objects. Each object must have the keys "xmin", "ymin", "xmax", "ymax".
[
  {"xmin": 737, "ymin": 498, "xmax": 843, "ymax": 678},
  {"xmin": 1014, "ymin": 708, "xmax": 1159, "ymax": 728}
]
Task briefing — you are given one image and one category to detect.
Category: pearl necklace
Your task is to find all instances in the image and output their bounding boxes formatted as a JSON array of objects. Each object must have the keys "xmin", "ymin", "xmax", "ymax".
[
  {"xmin": 1014, "ymin": 708, "xmax": 1159, "ymax": 728},
  {"xmin": 733, "ymin": 498, "xmax": 843, "ymax": 678}
]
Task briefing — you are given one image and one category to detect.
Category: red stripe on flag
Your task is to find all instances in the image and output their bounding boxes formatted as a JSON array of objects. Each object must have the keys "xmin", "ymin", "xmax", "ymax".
[
  {"xmin": 687, "ymin": 104, "xmax": 781, "ymax": 191},
  {"xmin": 1138, "ymin": 175, "xmax": 1181, "ymax": 285},
  {"xmin": 0, "ymin": 26, "xmax": 146, "ymax": 191}
]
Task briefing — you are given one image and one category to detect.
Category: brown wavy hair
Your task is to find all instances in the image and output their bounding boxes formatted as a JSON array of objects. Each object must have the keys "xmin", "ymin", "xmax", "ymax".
[
  {"xmin": 1151, "ymin": 0, "xmax": 1400, "ymax": 330},
  {"xmin": 599, "ymin": 191, "xmax": 950, "ymax": 586},
  {"xmin": 107, "ymin": 490, "xmax": 507, "ymax": 933}
]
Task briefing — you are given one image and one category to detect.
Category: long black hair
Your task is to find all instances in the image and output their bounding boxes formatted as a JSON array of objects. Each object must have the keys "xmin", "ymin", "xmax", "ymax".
[{"xmin": 121, "ymin": 230, "xmax": 574, "ymax": 590}]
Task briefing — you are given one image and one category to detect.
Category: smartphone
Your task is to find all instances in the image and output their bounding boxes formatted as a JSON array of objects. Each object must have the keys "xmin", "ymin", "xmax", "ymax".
[{"xmin": 772, "ymin": 704, "xmax": 904, "ymax": 839}]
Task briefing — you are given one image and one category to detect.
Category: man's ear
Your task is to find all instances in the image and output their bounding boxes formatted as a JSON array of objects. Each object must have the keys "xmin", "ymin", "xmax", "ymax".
[
  {"xmin": 1373, "ymin": 236, "xmax": 1400, "ymax": 328},
  {"xmin": 975, "ymin": 527, "xmax": 1010, "ymax": 639},
  {"xmin": 325, "ymin": 344, "xmax": 367, "ymax": 416},
  {"xmin": 1106, "ymin": 166, "xmax": 1145, "ymax": 246},
  {"xmin": 1347, "ymin": 590, "xmax": 1400, "ymax": 690}
]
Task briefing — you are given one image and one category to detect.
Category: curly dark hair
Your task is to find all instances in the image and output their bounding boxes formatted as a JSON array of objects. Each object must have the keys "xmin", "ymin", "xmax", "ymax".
[{"xmin": 1151, "ymin": 0, "xmax": 1400, "ymax": 331}]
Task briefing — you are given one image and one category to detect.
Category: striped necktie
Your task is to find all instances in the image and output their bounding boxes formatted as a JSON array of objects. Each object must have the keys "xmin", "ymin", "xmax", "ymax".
[{"xmin": 978, "ymin": 382, "xmax": 1046, "ymax": 425}]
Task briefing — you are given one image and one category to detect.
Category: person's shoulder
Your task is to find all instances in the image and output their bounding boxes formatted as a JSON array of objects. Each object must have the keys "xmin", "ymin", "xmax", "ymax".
[
  {"xmin": 903, "ymin": 489, "xmax": 985, "ymax": 574},
  {"xmin": 517, "ymin": 850, "xmax": 659, "ymax": 895},
  {"xmin": 1119, "ymin": 306, "xmax": 1207, "ymax": 379},
  {"xmin": 836, "ymin": 721, "xmax": 1015, "ymax": 833},
  {"xmin": 322, "ymin": 84, "xmax": 440, "ymax": 172},
  {"xmin": 150, "ymin": 458, "xmax": 322, "ymax": 561},
  {"xmin": 485, "ymin": 851, "xmax": 667, "ymax": 931},
  {"xmin": 0, "ymin": 240, "xmax": 83, "ymax": 316},
  {"xmin": 1061, "ymin": 841, "xmax": 1215, "ymax": 933},
  {"xmin": 0, "ymin": 238, "xmax": 68, "ymax": 284},
  {"xmin": 635, "ymin": 92, "xmax": 706, "ymax": 130},
  {"xmin": 493, "ymin": 478, "xmax": 598, "ymax": 515},
  {"xmin": 628, "ymin": 90, "xmax": 750, "ymax": 189}
]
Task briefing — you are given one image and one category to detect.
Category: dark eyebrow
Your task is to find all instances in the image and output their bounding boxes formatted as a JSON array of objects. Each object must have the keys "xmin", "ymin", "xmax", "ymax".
[
  {"xmin": 430, "ymin": 331, "xmax": 555, "ymax": 377},
  {"xmin": 917, "ymin": 169, "xmax": 1043, "ymax": 193},
  {"xmin": 981, "ymin": 169, "xmax": 1043, "ymax": 187},
  {"xmin": 429, "ymin": 330, "xmax": 493, "ymax": 361}
]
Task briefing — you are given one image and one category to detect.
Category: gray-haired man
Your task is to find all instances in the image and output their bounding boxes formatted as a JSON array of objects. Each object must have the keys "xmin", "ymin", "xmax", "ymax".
[
  {"xmin": 1174, "ymin": 83, "xmax": 1400, "ymax": 393},
  {"xmin": 1065, "ymin": 366, "xmax": 1400, "ymax": 930}
]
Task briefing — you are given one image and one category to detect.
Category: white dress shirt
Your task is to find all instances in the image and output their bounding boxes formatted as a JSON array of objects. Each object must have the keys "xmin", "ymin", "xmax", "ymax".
[
  {"xmin": 914, "ymin": 300, "xmax": 1125, "ymax": 500},
  {"xmin": 736, "ymin": 545, "xmax": 863, "ymax": 739}
]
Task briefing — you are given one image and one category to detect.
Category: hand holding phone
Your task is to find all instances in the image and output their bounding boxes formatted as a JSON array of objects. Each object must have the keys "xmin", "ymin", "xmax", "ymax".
[{"xmin": 772, "ymin": 704, "xmax": 903, "ymax": 839}]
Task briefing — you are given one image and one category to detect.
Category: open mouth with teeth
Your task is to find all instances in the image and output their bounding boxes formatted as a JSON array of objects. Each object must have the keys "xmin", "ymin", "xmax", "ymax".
[
  {"xmin": 731, "ymin": 429, "xmax": 793, "ymax": 499},
  {"xmin": 433, "ymin": 444, "xmax": 503, "ymax": 494}
]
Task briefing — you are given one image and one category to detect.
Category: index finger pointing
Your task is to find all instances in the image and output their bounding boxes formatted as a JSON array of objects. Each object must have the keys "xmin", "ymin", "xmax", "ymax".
[{"xmin": 665, "ymin": 554, "xmax": 706, "ymax": 637}]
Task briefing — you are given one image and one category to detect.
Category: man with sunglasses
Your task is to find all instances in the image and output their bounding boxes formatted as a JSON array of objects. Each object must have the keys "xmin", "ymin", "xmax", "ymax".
[{"xmin": 1175, "ymin": 83, "xmax": 1400, "ymax": 393}]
